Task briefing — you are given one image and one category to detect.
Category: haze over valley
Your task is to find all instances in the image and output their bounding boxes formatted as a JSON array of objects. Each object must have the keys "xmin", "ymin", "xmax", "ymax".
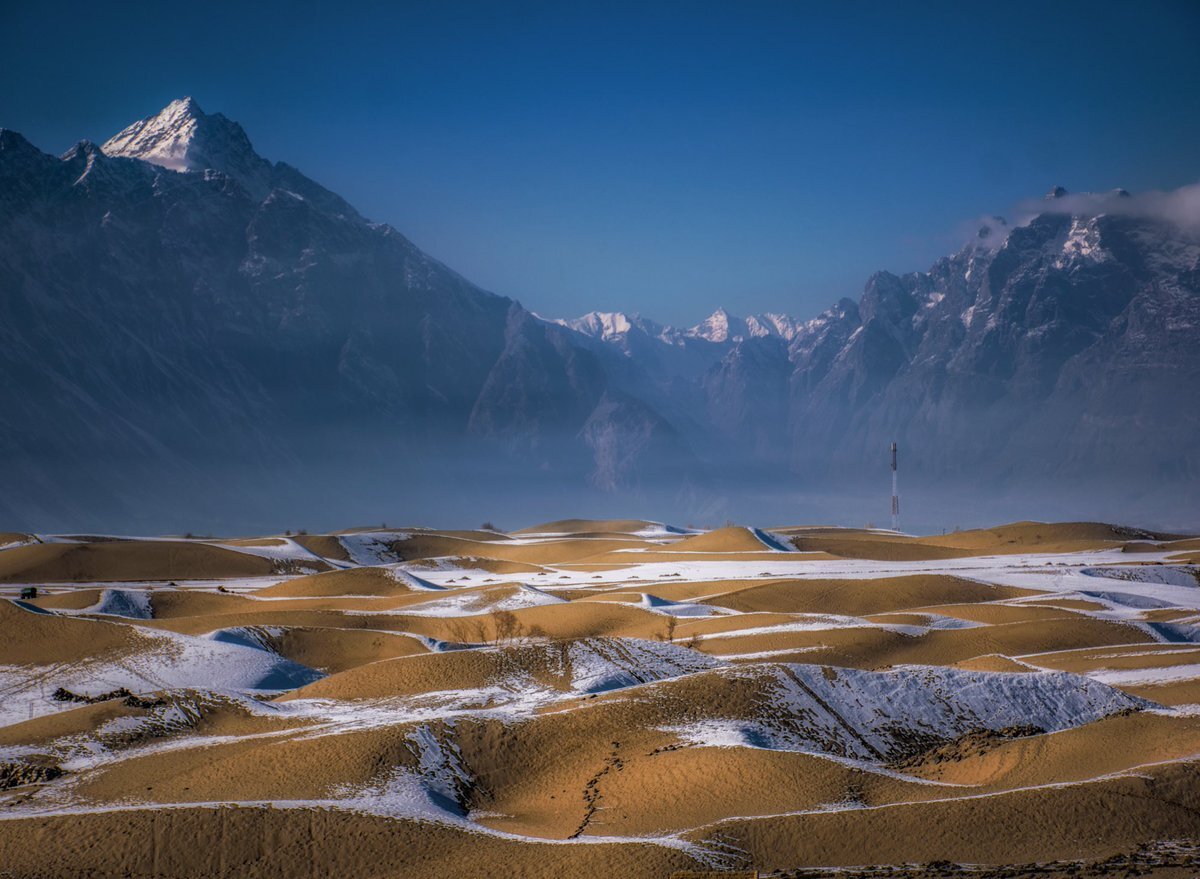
[{"xmin": 1, "ymin": 98, "xmax": 1196, "ymax": 534}]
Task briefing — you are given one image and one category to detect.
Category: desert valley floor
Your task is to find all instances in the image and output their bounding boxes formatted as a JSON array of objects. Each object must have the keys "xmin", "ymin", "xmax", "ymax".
[{"xmin": 1, "ymin": 520, "xmax": 1199, "ymax": 877}]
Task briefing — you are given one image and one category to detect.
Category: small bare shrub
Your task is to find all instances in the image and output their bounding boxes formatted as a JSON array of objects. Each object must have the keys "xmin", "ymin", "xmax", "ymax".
[{"xmin": 491, "ymin": 610, "xmax": 524, "ymax": 644}]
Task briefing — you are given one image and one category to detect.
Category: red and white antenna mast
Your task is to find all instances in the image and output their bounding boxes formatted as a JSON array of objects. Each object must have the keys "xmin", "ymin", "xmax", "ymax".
[{"xmin": 890, "ymin": 442, "xmax": 899, "ymax": 532}]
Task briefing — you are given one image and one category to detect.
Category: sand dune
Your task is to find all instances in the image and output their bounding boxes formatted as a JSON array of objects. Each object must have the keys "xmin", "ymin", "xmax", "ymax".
[
  {"xmin": 898, "ymin": 711, "xmax": 1200, "ymax": 789},
  {"xmin": 0, "ymin": 540, "xmax": 285, "ymax": 582},
  {"xmin": 950, "ymin": 653, "xmax": 1036, "ymax": 672},
  {"xmin": 255, "ymin": 566, "xmax": 427, "ymax": 598},
  {"xmin": 692, "ymin": 760, "xmax": 1200, "ymax": 869},
  {"xmin": 669, "ymin": 526, "xmax": 791, "ymax": 553},
  {"xmin": 915, "ymin": 520, "xmax": 1186, "ymax": 553},
  {"xmin": 4, "ymin": 517, "xmax": 1198, "ymax": 876},
  {"xmin": 788, "ymin": 534, "xmax": 977, "ymax": 561},
  {"xmin": 0, "ymin": 599, "xmax": 148, "ymax": 665},
  {"xmin": 695, "ymin": 615, "xmax": 1153, "ymax": 669},
  {"xmin": 264, "ymin": 627, "xmax": 429, "ymax": 673},
  {"xmin": 291, "ymin": 533, "xmax": 353, "ymax": 561},
  {"xmin": 0, "ymin": 806, "xmax": 697, "ymax": 878},
  {"xmin": 285, "ymin": 637, "xmax": 718, "ymax": 702},
  {"xmin": 515, "ymin": 518, "xmax": 671, "ymax": 535},
  {"xmin": 698, "ymin": 575, "xmax": 1035, "ymax": 615}
]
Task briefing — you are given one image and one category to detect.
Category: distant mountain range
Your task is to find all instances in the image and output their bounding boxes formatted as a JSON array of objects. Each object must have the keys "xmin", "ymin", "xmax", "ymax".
[{"xmin": 1, "ymin": 98, "xmax": 1197, "ymax": 531}]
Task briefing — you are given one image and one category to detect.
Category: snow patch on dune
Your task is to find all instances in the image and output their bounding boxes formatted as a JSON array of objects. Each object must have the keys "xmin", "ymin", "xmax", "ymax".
[
  {"xmin": 665, "ymin": 664, "xmax": 1148, "ymax": 762},
  {"xmin": 387, "ymin": 568, "xmax": 446, "ymax": 591},
  {"xmin": 1088, "ymin": 663, "xmax": 1200, "ymax": 686},
  {"xmin": 0, "ymin": 627, "xmax": 323, "ymax": 726},
  {"xmin": 80, "ymin": 589, "xmax": 154, "ymax": 619},
  {"xmin": 1082, "ymin": 565, "xmax": 1200, "ymax": 589},
  {"xmin": 403, "ymin": 584, "xmax": 565, "ymax": 617},
  {"xmin": 636, "ymin": 593, "xmax": 736, "ymax": 618},
  {"xmin": 564, "ymin": 638, "xmax": 723, "ymax": 694},
  {"xmin": 338, "ymin": 532, "xmax": 411, "ymax": 565}
]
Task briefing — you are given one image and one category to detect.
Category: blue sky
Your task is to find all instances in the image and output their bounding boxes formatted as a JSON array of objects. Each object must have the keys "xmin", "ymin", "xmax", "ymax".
[{"xmin": 3, "ymin": 1, "xmax": 1198, "ymax": 324}]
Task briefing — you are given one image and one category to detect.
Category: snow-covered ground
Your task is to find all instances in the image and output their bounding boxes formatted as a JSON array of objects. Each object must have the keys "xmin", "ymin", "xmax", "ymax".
[
  {"xmin": 0, "ymin": 625, "xmax": 323, "ymax": 727},
  {"xmin": 2, "ymin": 527, "xmax": 1199, "ymax": 860},
  {"xmin": 665, "ymin": 664, "xmax": 1148, "ymax": 761}
]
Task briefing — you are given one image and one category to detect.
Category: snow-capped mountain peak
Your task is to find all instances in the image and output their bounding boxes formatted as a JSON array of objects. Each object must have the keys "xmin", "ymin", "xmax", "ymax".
[
  {"xmin": 104, "ymin": 97, "xmax": 228, "ymax": 171},
  {"xmin": 688, "ymin": 307, "xmax": 738, "ymax": 342},
  {"xmin": 560, "ymin": 307, "xmax": 807, "ymax": 349},
  {"xmin": 562, "ymin": 311, "xmax": 637, "ymax": 340},
  {"xmin": 745, "ymin": 312, "xmax": 802, "ymax": 341},
  {"xmin": 683, "ymin": 308, "xmax": 802, "ymax": 343},
  {"xmin": 100, "ymin": 97, "xmax": 362, "ymax": 218},
  {"xmin": 101, "ymin": 96, "xmax": 272, "ymax": 196}
]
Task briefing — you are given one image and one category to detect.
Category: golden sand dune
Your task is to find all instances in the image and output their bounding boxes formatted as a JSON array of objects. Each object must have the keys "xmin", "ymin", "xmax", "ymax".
[
  {"xmin": 916, "ymin": 520, "xmax": 1186, "ymax": 553},
  {"xmin": 388, "ymin": 531, "xmax": 652, "ymax": 565},
  {"xmin": 1019, "ymin": 643, "xmax": 1200, "ymax": 675},
  {"xmin": 515, "ymin": 518, "xmax": 669, "ymax": 535},
  {"xmin": 668, "ymin": 526, "xmax": 789, "ymax": 553},
  {"xmin": 0, "ymin": 697, "xmax": 146, "ymax": 748},
  {"xmin": 264, "ymin": 627, "xmax": 429, "ymax": 673},
  {"xmin": 564, "ymin": 743, "xmax": 937, "ymax": 838},
  {"xmin": 2, "ymin": 518, "xmax": 1198, "ymax": 876},
  {"xmin": 694, "ymin": 615, "xmax": 1152, "ymax": 669},
  {"xmin": 290, "ymin": 533, "xmax": 353, "ymax": 561},
  {"xmin": 0, "ymin": 540, "xmax": 292, "ymax": 583},
  {"xmin": 281, "ymin": 646, "xmax": 555, "ymax": 700},
  {"xmin": 24, "ymin": 588, "xmax": 105, "ymax": 610},
  {"xmin": 898, "ymin": 711, "xmax": 1200, "ymax": 789},
  {"xmin": 0, "ymin": 599, "xmax": 147, "ymax": 665},
  {"xmin": 950, "ymin": 653, "xmax": 1035, "ymax": 672},
  {"xmin": 0, "ymin": 806, "xmax": 697, "ymax": 879},
  {"xmin": 698, "ymin": 574, "xmax": 1035, "ymax": 615},
  {"xmin": 69, "ymin": 714, "xmax": 443, "ymax": 806},
  {"xmin": 452, "ymin": 709, "xmax": 943, "ymax": 841},
  {"xmin": 789, "ymin": 534, "xmax": 977, "ymax": 561},
  {"xmin": 255, "ymin": 566, "xmax": 423, "ymax": 597},
  {"xmin": 1119, "ymin": 679, "xmax": 1200, "ymax": 706},
  {"xmin": 690, "ymin": 760, "xmax": 1200, "ymax": 869},
  {"xmin": 395, "ymin": 599, "xmax": 670, "ymax": 643}
]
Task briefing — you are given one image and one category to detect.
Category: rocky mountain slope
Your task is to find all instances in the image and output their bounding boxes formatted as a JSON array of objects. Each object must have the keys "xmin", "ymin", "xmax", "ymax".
[
  {"xmin": 0, "ymin": 99, "xmax": 1196, "ymax": 530},
  {"xmin": 0, "ymin": 99, "xmax": 694, "ymax": 529},
  {"xmin": 556, "ymin": 190, "xmax": 1200, "ymax": 518}
]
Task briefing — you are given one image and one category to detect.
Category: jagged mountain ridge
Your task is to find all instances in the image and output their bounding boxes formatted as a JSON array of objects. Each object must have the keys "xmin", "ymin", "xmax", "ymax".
[
  {"xmin": 0, "ymin": 98, "xmax": 1196, "ymax": 530},
  {"xmin": 553, "ymin": 188, "xmax": 1200, "ymax": 493},
  {"xmin": 0, "ymin": 99, "xmax": 697, "ymax": 528}
]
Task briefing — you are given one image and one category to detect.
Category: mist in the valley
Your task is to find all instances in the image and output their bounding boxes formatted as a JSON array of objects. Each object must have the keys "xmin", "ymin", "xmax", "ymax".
[{"xmin": 4, "ymin": 415, "xmax": 1195, "ymax": 537}]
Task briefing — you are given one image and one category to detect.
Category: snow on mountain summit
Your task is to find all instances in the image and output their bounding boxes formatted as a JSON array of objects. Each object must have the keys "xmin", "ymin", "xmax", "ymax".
[
  {"xmin": 561, "ymin": 311, "xmax": 641, "ymax": 341},
  {"xmin": 689, "ymin": 307, "xmax": 736, "ymax": 342},
  {"xmin": 101, "ymin": 97, "xmax": 361, "ymax": 218},
  {"xmin": 685, "ymin": 308, "xmax": 802, "ymax": 343},
  {"xmin": 101, "ymin": 97, "xmax": 278, "ymax": 197},
  {"xmin": 102, "ymin": 97, "xmax": 253, "ymax": 173},
  {"xmin": 559, "ymin": 307, "xmax": 803, "ymax": 348}
]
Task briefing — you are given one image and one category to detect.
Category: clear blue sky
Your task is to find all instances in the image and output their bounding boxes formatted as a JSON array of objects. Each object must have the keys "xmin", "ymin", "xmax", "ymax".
[{"xmin": 3, "ymin": 1, "xmax": 1198, "ymax": 324}]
